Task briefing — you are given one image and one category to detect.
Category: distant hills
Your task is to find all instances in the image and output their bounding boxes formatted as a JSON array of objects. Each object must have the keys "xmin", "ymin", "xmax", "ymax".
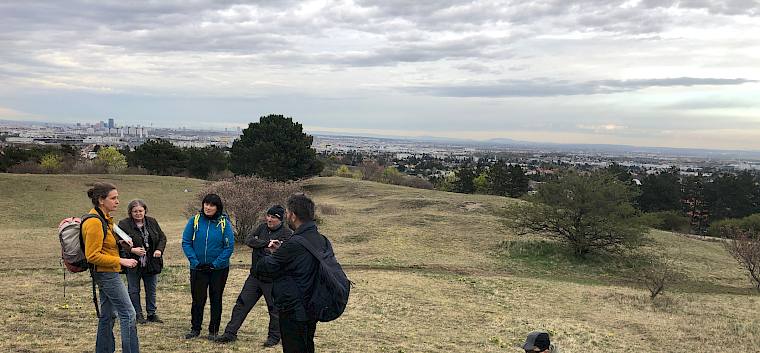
[{"xmin": 311, "ymin": 132, "xmax": 760, "ymax": 160}]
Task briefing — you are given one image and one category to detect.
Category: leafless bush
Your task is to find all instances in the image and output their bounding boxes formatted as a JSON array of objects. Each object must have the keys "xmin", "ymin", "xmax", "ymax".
[
  {"xmin": 723, "ymin": 229, "xmax": 760, "ymax": 292},
  {"xmin": 70, "ymin": 160, "xmax": 108, "ymax": 174},
  {"xmin": 7, "ymin": 161, "xmax": 45, "ymax": 174},
  {"xmin": 360, "ymin": 161, "xmax": 384, "ymax": 181},
  {"xmin": 319, "ymin": 204, "xmax": 339, "ymax": 216},
  {"xmin": 399, "ymin": 175, "xmax": 434, "ymax": 189},
  {"xmin": 123, "ymin": 166, "xmax": 150, "ymax": 175},
  {"xmin": 640, "ymin": 258, "xmax": 679, "ymax": 299},
  {"xmin": 184, "ymin": 176, "xmax": 302, "ymax": 242},
  {"xmin": 207, "ymin": 169, "xmax": 234, "ymax": 181}
]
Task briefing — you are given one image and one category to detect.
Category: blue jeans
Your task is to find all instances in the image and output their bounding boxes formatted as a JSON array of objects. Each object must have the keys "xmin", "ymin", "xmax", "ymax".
[
  {"xmin": 126, "ymin": 270, "xmax": 158, "ymax": 317},
  {"xmin": 93, "ymin": 271, "xmax": 140, "ymax": 353}
]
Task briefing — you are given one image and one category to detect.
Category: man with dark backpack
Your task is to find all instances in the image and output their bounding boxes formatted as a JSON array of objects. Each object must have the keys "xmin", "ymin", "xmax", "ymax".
[{"xmin": 252, "ymin": 193, "xmax": 350, "ymax": 353}]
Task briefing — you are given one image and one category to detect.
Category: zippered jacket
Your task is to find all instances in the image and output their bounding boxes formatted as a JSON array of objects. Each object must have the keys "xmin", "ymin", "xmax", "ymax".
[
  {"xmin": 245, "ymin": 222, "xmax": 293, "ymax": 267},
  {"xmin": 181, "ymin": 212, "xmax": 235, "ymax": 270},
  {"xmin": 252, "ymin": 221, "xmax": 323, "ymax": 321}
]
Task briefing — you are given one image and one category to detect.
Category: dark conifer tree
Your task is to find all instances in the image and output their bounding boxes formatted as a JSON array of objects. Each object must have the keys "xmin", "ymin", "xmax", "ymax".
[{"xmin": 230, "ymin": 114, "xmax": 323, "ymax": 181}]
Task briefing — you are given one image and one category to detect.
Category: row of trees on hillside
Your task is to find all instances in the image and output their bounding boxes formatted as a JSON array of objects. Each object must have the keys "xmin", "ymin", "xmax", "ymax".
[
  {"xmin": 1, "ymin": 114, "xmax": 324, "ymax": 182},
  {"xmin": 128, "ymin": 115, "xmax": 323, "ymax": 180},
  {"xmin": 436, "ymin": 161, "xmax": 530, "ymax": 197}
]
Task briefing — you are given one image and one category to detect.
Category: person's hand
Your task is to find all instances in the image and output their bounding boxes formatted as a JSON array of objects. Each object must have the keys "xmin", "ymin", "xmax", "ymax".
[
  {"xmin": 267, "ymin": 240, "xmax": 282, "ymax": 251},
  {"xmin": 117, "ymin": 239, "xmax": 133, "ymax": 251},
  {"xmin": 153, "ymin": 250, "xmax": 162, "ymax": 258},
  {"xmin": 131, "ymin": 247, "xmax": 147, "ymax": 256},
  {"xmin": 120, "ymin": 258, "xmax": 138, "ymax": 268},
  {"xmin": 196, "ymin": 263, "xmax": 213, "ymax": 272}
]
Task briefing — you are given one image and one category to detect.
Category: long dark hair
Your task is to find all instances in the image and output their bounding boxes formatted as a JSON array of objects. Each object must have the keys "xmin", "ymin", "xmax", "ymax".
[{"xmin": 201, "ymin": 193, "xmax": 224, "ymax": 219}]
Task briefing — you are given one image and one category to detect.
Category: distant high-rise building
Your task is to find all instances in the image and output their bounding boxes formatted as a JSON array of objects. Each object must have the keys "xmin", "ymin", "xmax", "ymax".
[{"xmin": 108, "ymin": 118, "xmax": 114, "ymax": 129}]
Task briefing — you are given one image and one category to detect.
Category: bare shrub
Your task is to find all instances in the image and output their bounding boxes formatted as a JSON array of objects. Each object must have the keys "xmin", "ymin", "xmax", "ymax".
[
  {"xmin": 70, "ymin": 160, "xmax": 108, "ymax": 174},
  {"xmin": 122, "ymin": 166, "xmax": 150, "ymax": 175},
  {"xmin": 207, "ymin": 169, "xmax": 234, "ymax": 181},
  {"xmin": 7, "ymin": 161, "xmax": 45, "ymax": 174},
  {"xmin": 640, "ymin": 258, "xmax": 679, "ymax": 299},
  {"xmin": 723, "ymin": 229, "xmax": 760, "ymax": 292},
  {"xmin": 360, "ymin": 161, "xmax": 384, "ymax": 181},
  {"xmin": 184, "ymin": 176, "xmax": 302, "ymax": 242},
  {"xmin": 399, "ymin": 176, "xmax": 434, "ymax": 189},
  {"xmin": 319, "ymin": 204, "xmax": 339, "ymax": 216}
]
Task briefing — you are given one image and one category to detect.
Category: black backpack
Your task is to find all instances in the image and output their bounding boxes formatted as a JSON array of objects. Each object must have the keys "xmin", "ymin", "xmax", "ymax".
[{"xmin": 294, "ymin": 234, "xmax": 351, "ymax": 322}]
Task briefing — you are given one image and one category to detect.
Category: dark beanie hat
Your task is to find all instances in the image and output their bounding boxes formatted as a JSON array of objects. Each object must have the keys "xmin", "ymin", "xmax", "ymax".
[
  {"xmin": 267, "ymin": 205, "xmax": 285, "ymax": 220},
  {"xmin": 522, "ymin": 331, "xmax": 551, "ymax": 351}
]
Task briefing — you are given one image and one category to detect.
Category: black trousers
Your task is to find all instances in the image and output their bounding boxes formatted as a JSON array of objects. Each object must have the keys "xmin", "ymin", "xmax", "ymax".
[
  {"xmin": 190, "ymin": 267, "xmax": 229, "ymax": 334},
  {"xmin": 280, "ymin": 310, "xmax": 317, "ymax": 353},
  {"xmin": 223, "ymin": 273, "xmax": 280, "ymax": 340}
]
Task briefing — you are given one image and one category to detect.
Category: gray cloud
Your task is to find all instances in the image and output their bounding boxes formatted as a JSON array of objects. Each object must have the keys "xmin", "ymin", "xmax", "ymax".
[
  {"xmin": 1, "ymin": 1, "xmax": 759, "ymax": 150},
  {"xmin": 406, "ymin": 77, "xmax": 757, "ymax": 97},
  {"xmin": 662, "ymin": 97, "xmax": 760, "ymax": 110}
]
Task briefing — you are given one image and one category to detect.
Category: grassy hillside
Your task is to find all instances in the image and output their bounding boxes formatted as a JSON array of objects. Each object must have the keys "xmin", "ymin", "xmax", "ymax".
[{"xmin": 0, "ymin": 174, "xmax": 757, "ymax": 352}]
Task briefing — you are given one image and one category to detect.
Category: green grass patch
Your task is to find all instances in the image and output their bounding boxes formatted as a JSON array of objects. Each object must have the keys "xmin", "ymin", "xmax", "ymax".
[{"xmin": 495, "ymin": 238, "xmax": 652, "ymax": 284}]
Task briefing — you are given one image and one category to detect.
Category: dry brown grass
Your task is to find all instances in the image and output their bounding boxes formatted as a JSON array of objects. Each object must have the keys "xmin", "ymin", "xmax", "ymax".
[{"xmin": 0, "ymin": 174, "xmax": 758, "ymax": 352}]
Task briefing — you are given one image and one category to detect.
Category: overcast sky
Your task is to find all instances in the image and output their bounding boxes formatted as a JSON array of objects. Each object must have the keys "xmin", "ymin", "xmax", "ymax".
[{"xmin": 1, "ymin": 0, "xmax": 759, "ymax": 150}]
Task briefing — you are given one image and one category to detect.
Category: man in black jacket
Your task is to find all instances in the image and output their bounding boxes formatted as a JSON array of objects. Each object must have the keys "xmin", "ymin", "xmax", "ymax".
[
  {"xmin": 215, "ymin": 205, "xmax": 292, "ymax": 346},
  {"xmin": 252, "ymin": 193, "xmax": 324, "ymax": 353}
]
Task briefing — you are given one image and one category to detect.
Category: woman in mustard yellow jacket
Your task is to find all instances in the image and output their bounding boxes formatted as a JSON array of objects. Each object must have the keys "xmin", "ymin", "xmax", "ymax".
[{"xmin": 82, "ymin": 182, "xmax": 140, "ymax": 353}]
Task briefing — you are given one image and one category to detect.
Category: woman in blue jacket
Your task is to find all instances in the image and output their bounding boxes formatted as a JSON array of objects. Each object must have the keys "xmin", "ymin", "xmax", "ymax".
[{"xmin": 182, "ymin": 193, "xmax": 235, "ymax": 341}]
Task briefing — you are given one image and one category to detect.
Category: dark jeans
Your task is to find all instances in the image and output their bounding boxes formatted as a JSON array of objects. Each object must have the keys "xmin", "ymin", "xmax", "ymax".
[
  {"xmin": 93, "ymin": 271, "xmax": 140, "ymax": 353},
  {"xmin": 190, "ymin": 267, "xmax": 229, "ymax": 334},
  {"xmin": 280, "ymin": 310, "xmax": 316, "ymax": 353},
  {"xmin": 126, "ymin": 270, "xmax": 158, "ymax": 318},
  {"xmin": 223, "ymin": 273, "xmax": 280, "ymax": 340}
]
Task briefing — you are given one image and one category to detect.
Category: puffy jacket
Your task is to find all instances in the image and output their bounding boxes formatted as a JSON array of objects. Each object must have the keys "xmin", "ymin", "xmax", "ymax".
[
  {"xmin": 245, "ymin": 222, "xmax": 293, "ymax": 268},
  {"xmin": 252, "ymin": 221, "xmax": 324, "ymax": 321},
  {"xmin": 182, "ymin": 212, "xmax": 235, "ymax": 270}
]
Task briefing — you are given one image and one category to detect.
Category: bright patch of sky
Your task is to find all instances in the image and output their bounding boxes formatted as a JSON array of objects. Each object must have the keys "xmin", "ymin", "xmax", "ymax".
[{"xmin": 1, "ymin": 0, "xmax": 759, "ymax": 150}]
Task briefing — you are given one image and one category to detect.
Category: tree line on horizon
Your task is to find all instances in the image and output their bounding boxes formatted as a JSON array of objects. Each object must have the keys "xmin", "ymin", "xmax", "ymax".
[{"xmin": 0, "ymin": 114, "xmax": 324, "ymax": 181}]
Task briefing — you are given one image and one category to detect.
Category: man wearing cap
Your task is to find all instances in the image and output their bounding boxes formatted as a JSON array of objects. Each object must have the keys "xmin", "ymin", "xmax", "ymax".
[
  {"xmin": 215, "ymin": 205, "xmax": 292, "ymax": 346},
  {"xmin": 522, "ymin": 330, "xmax": 561, "ymax": 353}
]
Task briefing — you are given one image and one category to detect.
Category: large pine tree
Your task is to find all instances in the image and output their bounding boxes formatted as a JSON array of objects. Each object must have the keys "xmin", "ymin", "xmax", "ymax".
[{"xmin": 230, "ymin": 114, "xmax": 323, "ymax": 181}]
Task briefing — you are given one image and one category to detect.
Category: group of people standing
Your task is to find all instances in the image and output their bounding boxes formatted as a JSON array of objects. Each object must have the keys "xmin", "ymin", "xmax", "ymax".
[{"xmin": 81, "ymin": 182, "xmax": 325, "ymax": 353}]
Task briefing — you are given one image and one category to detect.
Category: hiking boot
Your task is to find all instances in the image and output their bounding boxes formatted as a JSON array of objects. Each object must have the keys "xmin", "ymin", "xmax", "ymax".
[
  {"xmin": 146, "ymin": 314, "xmax": 163, "ymax": 323},
  {"xmin": 207, "ymin": 332, "xmax": 219, "ymax": 341},
  {"xmin": 185, "ymin": 330, "xmax": 200, "ymax": 339},
  {"xmin": 262, "ymin": 337, "xmax": 280, "ymax": 347},
  {"xmin": 136, "ymin": 316, "xmax": 148, "ymax": 325},
  {"xmin": 214, "ymin": 333, "xmax": 237, "ymax": 344}
]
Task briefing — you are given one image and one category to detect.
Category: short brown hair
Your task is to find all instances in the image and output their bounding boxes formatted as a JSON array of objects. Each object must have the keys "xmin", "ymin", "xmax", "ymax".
[{"xmin": 286, "ymin": 193, "xmax": 315, "ymax": 222}]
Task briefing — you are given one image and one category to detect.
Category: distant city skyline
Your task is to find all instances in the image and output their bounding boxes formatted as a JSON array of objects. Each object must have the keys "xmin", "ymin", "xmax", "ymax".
[{"xmin": 1, "ymin": 1, "xmax": 759, "ymax": 150}]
